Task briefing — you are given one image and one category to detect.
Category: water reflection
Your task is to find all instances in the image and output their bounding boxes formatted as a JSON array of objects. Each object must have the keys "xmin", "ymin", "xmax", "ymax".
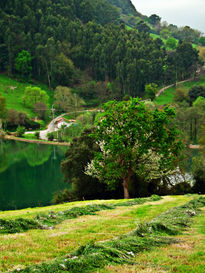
[{"xmin": 0, "ymin": 140, "xmax": 69, "ymax": 211}]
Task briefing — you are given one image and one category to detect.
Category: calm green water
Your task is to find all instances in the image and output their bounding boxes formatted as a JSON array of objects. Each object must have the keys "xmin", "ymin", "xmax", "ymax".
[{"xmin": 0, "ymin": 140, "xmax": 69, "ymax": 211}]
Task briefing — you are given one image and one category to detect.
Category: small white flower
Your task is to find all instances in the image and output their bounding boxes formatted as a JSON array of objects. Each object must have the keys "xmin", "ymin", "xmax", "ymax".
[
  {"xmin": 60, "ymin": 264, "xmax": 66, "ymax": 269},
  {"xmin": 127, "ymin": 251, "xmax": 135, "ymax": 257},
  {"xmin": 71, "ymin": 256, "xmax": 78, "ymax": 260}
]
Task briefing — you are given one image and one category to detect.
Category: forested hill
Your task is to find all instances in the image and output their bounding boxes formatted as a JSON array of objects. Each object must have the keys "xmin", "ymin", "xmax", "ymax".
[
  {"xmin": 0, "ymin": 0, "xmax": 200, "ymax": 105},
  {"xmin": 0, "ymin": 0, "xmax": 120, "ymax": 26}
]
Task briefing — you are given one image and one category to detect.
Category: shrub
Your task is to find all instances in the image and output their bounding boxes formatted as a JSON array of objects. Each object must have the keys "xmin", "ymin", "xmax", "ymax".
[
  {"xmin": 16, "ymin": 125, "xmax": 25, "ymax": 137},
  {"xmin": 192, "ymin": 155, "xmax": 205, "ymax": 193},
  {"xmin": 35, "ymin": 131, "xmax": 40, "ymax": 139},
  {"xmin": 47, "ymin": 132, "xmax": 54, "ymax": 141}
]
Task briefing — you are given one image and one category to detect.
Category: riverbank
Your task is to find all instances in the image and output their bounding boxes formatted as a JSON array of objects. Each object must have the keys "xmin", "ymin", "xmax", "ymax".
[
  {"xmin": 4, "ymin": 134, "xmax": 70, "ymax": 146},
  {"xmin": 5, "ymin": 135, "xmax": 203, "ymax": 149}
]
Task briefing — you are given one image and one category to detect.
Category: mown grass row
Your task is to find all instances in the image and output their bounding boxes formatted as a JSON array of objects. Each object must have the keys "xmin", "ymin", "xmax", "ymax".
[
  {"xmin": 10, "ymin": 196, "xmax": 205, "ymax": 273},
  {"xmin": 0, "ymin": 195, "xmax": 161, "ymax": 234}
]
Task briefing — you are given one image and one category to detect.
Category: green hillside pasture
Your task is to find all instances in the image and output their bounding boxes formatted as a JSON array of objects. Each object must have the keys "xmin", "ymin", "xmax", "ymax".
[
  {"xmin": 101, "ymin": 206, "xmax": 205, "ymax": 273},
  {"xmin": 150, "ymin": 33, "xmax": 197, "ymax": 50},
  {"xmin": 155, "ymin": 76, "xmax": 205, "ymax": 105},
  {"xmin": 0, "ymin": 74, "xmax": 53, "ymax": 118},
  {"xmin": 0, "ymin": 195, "xmax": 194, "ymax": 272}
]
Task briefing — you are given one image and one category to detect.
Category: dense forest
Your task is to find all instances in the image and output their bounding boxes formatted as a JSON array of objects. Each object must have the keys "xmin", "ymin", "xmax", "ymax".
[{"xmin": 0, "ymin": 0, "xmax": 202, "ymax": 104}]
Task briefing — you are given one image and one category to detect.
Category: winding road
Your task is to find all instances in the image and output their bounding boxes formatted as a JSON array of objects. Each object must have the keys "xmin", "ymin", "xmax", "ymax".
[{"xmin": 25, "ymin": 109, "xmax": 100, "ymax": 140}]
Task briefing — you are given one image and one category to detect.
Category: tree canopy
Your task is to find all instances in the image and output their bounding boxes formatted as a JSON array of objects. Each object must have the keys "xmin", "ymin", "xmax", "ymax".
[
  {"xmin": 22, "ymin": 86, "xmax": 49, "ymax": 108},
  {"xmin": 86, "ymin": 98, "xmax": 183, "ymax": 198}
]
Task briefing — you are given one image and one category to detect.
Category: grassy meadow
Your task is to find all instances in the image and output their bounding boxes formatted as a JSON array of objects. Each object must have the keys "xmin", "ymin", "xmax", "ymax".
[
  {"xmin": 155, "ymin": 75, "xmax": 205, "ymax": 105},
  {"xmin": 0, "ymin": 74, "xmax": 53, "ymax": 118},
  {"xmin": 0, "ymin": 195, "xmax": 205, "ymax": 272}
]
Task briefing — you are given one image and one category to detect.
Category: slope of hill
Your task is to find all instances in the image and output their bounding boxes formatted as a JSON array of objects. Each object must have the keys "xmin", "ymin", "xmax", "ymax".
[
  {"xmin": 0, "ymin": 195, "xmax": 204, "ymax": 272},
  {"xmin": 0, "ymin": 74, "xmax": 53, "ymax": 118},
  {"xmin": 107, "ymin": 0, "xmax": 141, "ymax": 16},
  {"xmin": 0, "ymin": 0, "xmax": 201, "ymax": 105}
]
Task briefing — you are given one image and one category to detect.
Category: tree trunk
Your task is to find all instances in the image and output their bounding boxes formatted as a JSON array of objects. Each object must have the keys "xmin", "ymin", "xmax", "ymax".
[
  {"xmin": 123, "ymin": 179, "xmax": 130, "ymax": 199},
  {"xmin": 122, "ymin": 168, "xmax": 133, "ymax": 199}
]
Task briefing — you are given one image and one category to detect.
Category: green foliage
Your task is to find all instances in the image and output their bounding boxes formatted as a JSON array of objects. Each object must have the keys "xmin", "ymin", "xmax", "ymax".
[
  {"xmin": 34, "ymin": 131, "xmax": 40, "ymax": 139},
  {"xmin": 0, "ymin": 195, "xmax": 162, "ymax": 234},
  {"xmin": 52, "ymin": 53, "xmax": 75, "ymax": 87},
  {"xmin": 166, "ymin": 37, "xmax": 177, "ymax": 50},
  {"xmin": 54, "ymin": 86, "xmax": 85, "ymax": 113},
  {"xmin": 107, "ymin": 0, "xmax": 138, "ymax": 16},
  {"xmin": 22, "ymin": 86, "xmax": 49, "ymax": 109},
  {"xmin": 144, "ymin": 83, "xmax": 158, "ymax": 101},
  {"xmin": 198, "ymin": 36, "xmax": 205, "ymax": 46},
  {"xmin": 176, "ymin": 42, "xmax": 199, "ymax": 79},
  {"xmin": 188, "ymin": 85, "xmax": 205, "ymax": 105},
  {"xmin": 0, "ymin": 93, "xmax": 6, "ymax": 119},
  {"xmin": 0, "ymin": 218, "xmax": 41, "ymax": 234},
  {"xmin": 0, "ymin": 75, "xmax": 52, "ymax": 119},
  {"xmin": 61, "ymin": 128, "xmax": 107, "ymax": 200},
  {"xmin": 149, "ymin": 14, "xmax": 161, "ymax": 26},
  {"xmin": 34, "ymin": 102, "xmax": 48, "ymax": 120},
  {"xmin": 193, "ymin": 96, "xmax": 205, "ymax": 112},
  {"xmin": 192, "ymin": 156, "xmax": 205, "ymax": 194},
  {"xmin": 87, "ymin": 98, "xmax": 183, "ymax": 198},
  {"xmin": 16, "ymin": 125, "xmax": 25, "ymax": 137},
  {"xmin": 9, "ymin": 197, "xmax": 205, "ymax": 273},
  {"xmin": 174, "ymin": 87, "xmax": 189, "ymax": 103},
  {"xmin": 0, "ymin": 0, "xmax": 201, "ymax": 99},
  {"xmin": 136, "ymin": 20, "xmax": 150, "ymax": 33},
  {"xmin": 14, "ymin": 50, "xmax": 32, "ymax": 79}
]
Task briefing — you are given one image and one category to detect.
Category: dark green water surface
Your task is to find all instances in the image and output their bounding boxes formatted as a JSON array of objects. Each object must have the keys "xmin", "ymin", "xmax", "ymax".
[{"xmin": 0, "ymin": 140, "xmax": 69, "ymax": 211}]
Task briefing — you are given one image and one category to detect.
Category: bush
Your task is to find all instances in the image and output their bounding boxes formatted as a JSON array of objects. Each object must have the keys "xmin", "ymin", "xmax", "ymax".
[
  {"xmin": 35, "ymin": 131, "xmax": 40, "ymax": 139},
  {"xmin": 0, "ymin": 130, "xmax": 5, "ymax": 139},
  {"xmin": 51, "ymin": 189, "xmax": 76, "ymax": 204},
  {"xmin": 47, "ymin": 132, "xmax": 54, "ymax": 141},
  {"xmin": 192, "ymin": 155, "xmax": 205, "ymax": 193},
  {"xmin": 171, "ymin": 182, "xmax": 192, "ymax": 195},
  {"xmin": 16, "ymin": 125, "xmax": 25, "ymax": 137}
]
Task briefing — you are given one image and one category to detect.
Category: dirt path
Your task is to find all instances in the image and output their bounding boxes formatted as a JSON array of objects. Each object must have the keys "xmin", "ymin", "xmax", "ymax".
[{"xmin": 155, "ymin": 78, "xmax": 194, "ymax": 97}]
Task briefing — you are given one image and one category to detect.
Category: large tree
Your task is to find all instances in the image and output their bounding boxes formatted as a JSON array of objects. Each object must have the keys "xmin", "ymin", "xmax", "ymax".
[{"xmin": 85, "ymin": 98, "xmax": 183, "ymax": 198}]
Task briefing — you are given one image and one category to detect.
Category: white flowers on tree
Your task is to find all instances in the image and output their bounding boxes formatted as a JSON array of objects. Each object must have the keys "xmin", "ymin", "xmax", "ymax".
[{"xmin": 85, "ymin": 98, "xmax": 183, "ymax": 199}]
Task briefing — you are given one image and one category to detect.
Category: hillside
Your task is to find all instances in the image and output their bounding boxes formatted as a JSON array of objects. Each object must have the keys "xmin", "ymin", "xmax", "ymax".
[
  {"xmin": 155, "ymin": 75, "xmax": 205, "ymax": 105},
  {"xmin": 0, "ymin": 195, "xmax": 204, "ymax": 272},
  {"xmin": 107, "ymin": 0, "xmax": 141, "ymax": 16},
  {"xmin": 0, "ymin": 0, "xmax": 201, "ymax": 103},
  {"xmin": 0, "ymin": 74, "xmax": 53, "ymax": 118}
]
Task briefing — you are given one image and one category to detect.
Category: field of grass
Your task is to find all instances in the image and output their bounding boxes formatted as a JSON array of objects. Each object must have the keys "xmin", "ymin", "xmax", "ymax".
[
  {"xmin": 1, "ymin": 195, "xmax": 204, "ymax": 272},
  {"xmin": 101, "ymin": 207, "xmax": 205, "ymax": 273},
  {"xmin": 0, "ymin": 74, "xmax": 53, "ymax": 118},
  {"xmin": 155, "ymin": 75, "xmax": 205, "ymax": 105}
]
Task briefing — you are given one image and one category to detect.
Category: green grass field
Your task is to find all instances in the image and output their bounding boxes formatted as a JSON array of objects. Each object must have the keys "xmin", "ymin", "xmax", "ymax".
[
  {"xmin": 0, "ymin": 74, "xmax": 53, "ymax": 118},
  {"xmin": 155, "ymin": 76, "xmax": 205, "ymax": 105},
  {"xmin": 0, "ymin": 195, "xmax": 204, "ymax": 272}
]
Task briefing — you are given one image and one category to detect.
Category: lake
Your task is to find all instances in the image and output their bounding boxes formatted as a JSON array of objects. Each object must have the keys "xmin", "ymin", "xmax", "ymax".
[{"xmin": 0, "ymin": 140, "xmax": 69, "ymax": 211}]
